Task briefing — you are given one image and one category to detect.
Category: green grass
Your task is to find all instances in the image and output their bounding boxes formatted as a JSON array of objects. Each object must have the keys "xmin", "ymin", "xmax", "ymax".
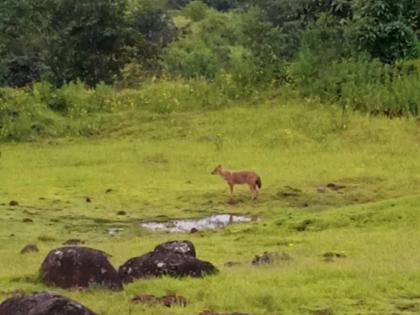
[{"xmin": 1, "ymin": 101, "xmax": 420, "ymax": 314}]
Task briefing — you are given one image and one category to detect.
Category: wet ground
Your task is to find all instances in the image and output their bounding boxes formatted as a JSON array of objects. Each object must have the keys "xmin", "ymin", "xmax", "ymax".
[{"xmin": 141, "ymin": 214, "xmax": 254, "ymax": 233}]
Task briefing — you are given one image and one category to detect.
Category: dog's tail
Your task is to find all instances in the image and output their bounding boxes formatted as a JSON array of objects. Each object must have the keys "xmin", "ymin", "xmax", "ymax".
[{"xmin": 256, "ymin": 176, "xmax": 262, "ymax": 189}]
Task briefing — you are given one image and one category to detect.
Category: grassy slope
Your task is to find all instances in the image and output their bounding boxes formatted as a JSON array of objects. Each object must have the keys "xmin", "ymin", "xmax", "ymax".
[{"xmin": 1, "ymin": 102, "xmax": 420, "ymax": 314}]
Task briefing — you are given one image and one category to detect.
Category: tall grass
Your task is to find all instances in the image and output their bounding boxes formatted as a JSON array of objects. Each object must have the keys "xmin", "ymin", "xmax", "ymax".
[
  {"xmin": 289, "ymin": 57, "xmax": 420, "ymax": 117},
  {"xmin": 1, "ymin": 58, "xmax": 420, "ymax": 142},
  {"xmin": 0, "ymin": 75, "xmax": 264, "ymax": 141}
]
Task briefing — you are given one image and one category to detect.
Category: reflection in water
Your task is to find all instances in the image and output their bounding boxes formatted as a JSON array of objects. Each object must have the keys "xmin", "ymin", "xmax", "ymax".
[{"xmin": 141, "ymin": 214, "xmax": 254, "ymax": 233}]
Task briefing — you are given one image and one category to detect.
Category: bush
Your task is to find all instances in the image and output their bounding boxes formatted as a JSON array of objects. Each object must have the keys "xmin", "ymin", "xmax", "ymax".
[
  {"xmin": 183, "ymin": 1, "xmax": 209, "ymax": 21},
  {"xmin": 0, "ymin": 87, "xmax": 59, "ymax": 141},
  {"xmin": 290, "ymin": 55, "xmax": 420, "ymax": 116},
  {"xmin": 115, "ymin": 77, "xmax": 236, "ymax": 113}
]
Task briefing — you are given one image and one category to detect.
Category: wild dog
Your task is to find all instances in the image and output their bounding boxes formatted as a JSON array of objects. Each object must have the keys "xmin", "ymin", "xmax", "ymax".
[{"xmin": 211, "ymin": 165, "xmax": 262, "ymax": 200}]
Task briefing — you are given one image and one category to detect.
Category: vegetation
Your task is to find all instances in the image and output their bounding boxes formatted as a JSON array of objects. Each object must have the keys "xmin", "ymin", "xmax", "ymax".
[
  {"xmin": 1, "ymin": 104, "xmax": 420, "ymax": 314},
  {"xmin": 0, "ymin": 0, "xmax": 419, "ymax": 132},
  {"xmin": 1, "ymin": 1, "xmax": 420, "ymax": 315}
]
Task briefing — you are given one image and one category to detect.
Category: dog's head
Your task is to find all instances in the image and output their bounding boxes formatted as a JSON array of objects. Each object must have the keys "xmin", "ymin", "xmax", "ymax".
[{"xmin": 211, "ymin": 164, "xmax": 223, "ymax": 175}]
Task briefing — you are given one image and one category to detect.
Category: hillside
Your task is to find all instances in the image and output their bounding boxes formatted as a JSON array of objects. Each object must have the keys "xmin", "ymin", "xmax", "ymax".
[{"xmin": 1, "ymin": 103, "xmax": 420, "ymax": 314}]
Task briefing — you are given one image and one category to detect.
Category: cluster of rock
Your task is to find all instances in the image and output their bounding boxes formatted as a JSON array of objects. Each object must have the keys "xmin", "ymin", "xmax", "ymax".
[
  {"xmin": 38, "ymin": 240, "xmax": 217, "ymax": 291},
  {"xmin": 0, "ymin": 240, "xmax": 217, "ymax": 314},
  {"xmin": 3, "ymin": 240, "xmax": 294, "ymax": 314}
]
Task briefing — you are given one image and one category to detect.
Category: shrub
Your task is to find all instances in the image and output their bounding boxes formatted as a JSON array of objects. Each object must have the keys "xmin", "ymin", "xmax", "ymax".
[
  {"xmin": 0, "ymin": 87, "xmax": 59, "ymax": 141},
  {"xmin": 183, "ymin": 1, "xmax": 209, "ymax": 21}
]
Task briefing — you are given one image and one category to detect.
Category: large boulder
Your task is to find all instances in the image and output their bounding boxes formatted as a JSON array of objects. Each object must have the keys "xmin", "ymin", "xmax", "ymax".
[
  {"xmin": 40, "ymin": 246, "xmax": 122, "ymax": 291},
  {"xmin": 154, "ymin": 240, "xmax": 196, "ymax": 257},
  {"xmin": 0, "ymin": 291, "xmax": 97, "ymax": 315},
  {"xmin": 119, "ymin": 240, "xmax": 217, "ymax": 282}
]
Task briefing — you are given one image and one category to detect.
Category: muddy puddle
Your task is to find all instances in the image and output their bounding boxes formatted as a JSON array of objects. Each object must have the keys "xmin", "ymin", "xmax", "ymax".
[{"xmin": 141, "ymin": 214, "xmax": 254, "ymax": 233}]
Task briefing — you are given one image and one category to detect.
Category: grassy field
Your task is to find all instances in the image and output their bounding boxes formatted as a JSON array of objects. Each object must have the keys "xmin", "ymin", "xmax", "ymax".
[{"xmin": 1, "ymin": 101, "xmax": 420, "ymax": 315}]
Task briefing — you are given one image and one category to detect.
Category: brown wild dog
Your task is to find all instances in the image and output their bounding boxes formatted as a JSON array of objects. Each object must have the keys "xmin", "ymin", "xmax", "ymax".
[{"xmin": 211, "ymin": 165, "xmax": 262, "ymax": 199}]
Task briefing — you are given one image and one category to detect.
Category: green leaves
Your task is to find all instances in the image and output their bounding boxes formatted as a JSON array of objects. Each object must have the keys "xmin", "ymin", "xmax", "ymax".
[{"xmin": 352, "ymin": 0, "xmax": 419, "ymax": 62}]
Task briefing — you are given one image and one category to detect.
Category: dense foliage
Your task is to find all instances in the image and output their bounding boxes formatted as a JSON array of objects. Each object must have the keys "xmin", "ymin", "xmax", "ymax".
[{"xmin": 0, "ymin": 0, "xmax": 420, "ymax": 141}]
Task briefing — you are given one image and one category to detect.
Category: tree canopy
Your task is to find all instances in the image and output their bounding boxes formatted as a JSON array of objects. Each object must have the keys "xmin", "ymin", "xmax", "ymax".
[{"xmin": 0, "ymin": 0, "xmax": 418, "ymax": 87}]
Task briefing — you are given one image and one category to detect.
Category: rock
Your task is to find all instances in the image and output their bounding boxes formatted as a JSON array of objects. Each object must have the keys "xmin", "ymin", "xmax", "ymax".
[
  {"xmin": 0, "ymin": 291, "xmax": 98, "ymax": 315},
  {"xmin": 154, "ymin": 240, "xmax": 196, "ymax": 257},
  {"xmin": 116, "ymin": 210, "xmax": 126, "ymax": 216},
  {"xmin": 279, "ymin": 186, "xmax": 302, "ymax": 197},
  {"xmin": 9, "ymin": 200, "xmax": 19, "ymax": 206},
  {"xmin": 107, "ymin": 228, "xmax": 122, "ymax": 237},
  {"xmin": 252, "ymin": 252, "xmax": 292, "ymax": 266},
  {"xmin": 20, "ymin": 244, "xmax": 39, "ymax": 254},
  {"xmin": 119, "ymin": 252, "xmax": 216, "ymax": 282},
  {"xmin": 323, "ymin": 251, "xmax": 346, "ymax": 259},
  {"xmin": 119, "ymin": 241, "xmax": 217, "ymax": 283},
  {"xmin": 190, "ymin": 228, "xmax": 199, "ymax": 233},
  {"xmin": 224, "ymin": 261, "xmax": 242, "ymax": 267},
  {"xmin": 323, "ymin": 251, "xmax": 346, "ymax": 262},
  {"xmin": 22, "ymin": 218, "xmax": 33, "ymax": 223},
  {"xmin": 131, "ymin": 293, "xmax": 187, "ymax": 307},
  {"xmin": 326, "ymin": 183, "xmax": 346, "ymax": 191},
  {"xmin": 40, "ymin": 246, "xmax": 123, "ymax": 291},
  {"xmin": 63, "ymin": 239, "xmax": 84, "ymax": 246}
]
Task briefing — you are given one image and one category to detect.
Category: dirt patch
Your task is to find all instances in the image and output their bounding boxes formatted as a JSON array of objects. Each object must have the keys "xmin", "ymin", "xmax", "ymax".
[
  {"xmin": 396, "ymin": 303, "xmax": 419, "ymax": 312},
  {"xmin": 312, "ymin": 309, "xmax": 334, "ymax": 315},
  {"xmin": 252, "ymin": 252, "xmax": 292, "ymax": 265},
  {"xmin": 295, "ymin": 219, "xmax": 314, "ymax": 232},
  {"xmin": 279, "ymin": 186, "xmax": 302, "ymax": 197},
  {"xmin": 131, "ymin": 293, "xmax": 187, "ymax": 307},
  {"xmin": 224, "ymin": 261, "xmax": 242, "ymax": 267}
]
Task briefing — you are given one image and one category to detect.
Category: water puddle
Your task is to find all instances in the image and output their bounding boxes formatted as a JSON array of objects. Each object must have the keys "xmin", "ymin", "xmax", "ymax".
[{"xmin": 141, "ymin": 214, "xmax": 255, "ymax": 233}]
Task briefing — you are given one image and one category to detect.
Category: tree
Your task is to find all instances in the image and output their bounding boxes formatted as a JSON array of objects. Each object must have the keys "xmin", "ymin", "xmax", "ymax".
[
  {"xmin": 129, "ymin": 4, "xmax": 178, "ymax": 72},
  {"xmin": 162, "ymin": 10, "xmax": 238, "ymax": 78},
  {"xmin": 49, "ymin": 0, "xmax": 130, "ymax": 86},
  {"xmin": 203, "ymin": 0, "xmax": 238, "ymax": 11},
  {"xmin": 352, "ymin": 0, "xmax": 419, "ymax": 62},
  {"xmin": 0, "ymin": 0, "xmax": 52, "ymax": 87}
]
